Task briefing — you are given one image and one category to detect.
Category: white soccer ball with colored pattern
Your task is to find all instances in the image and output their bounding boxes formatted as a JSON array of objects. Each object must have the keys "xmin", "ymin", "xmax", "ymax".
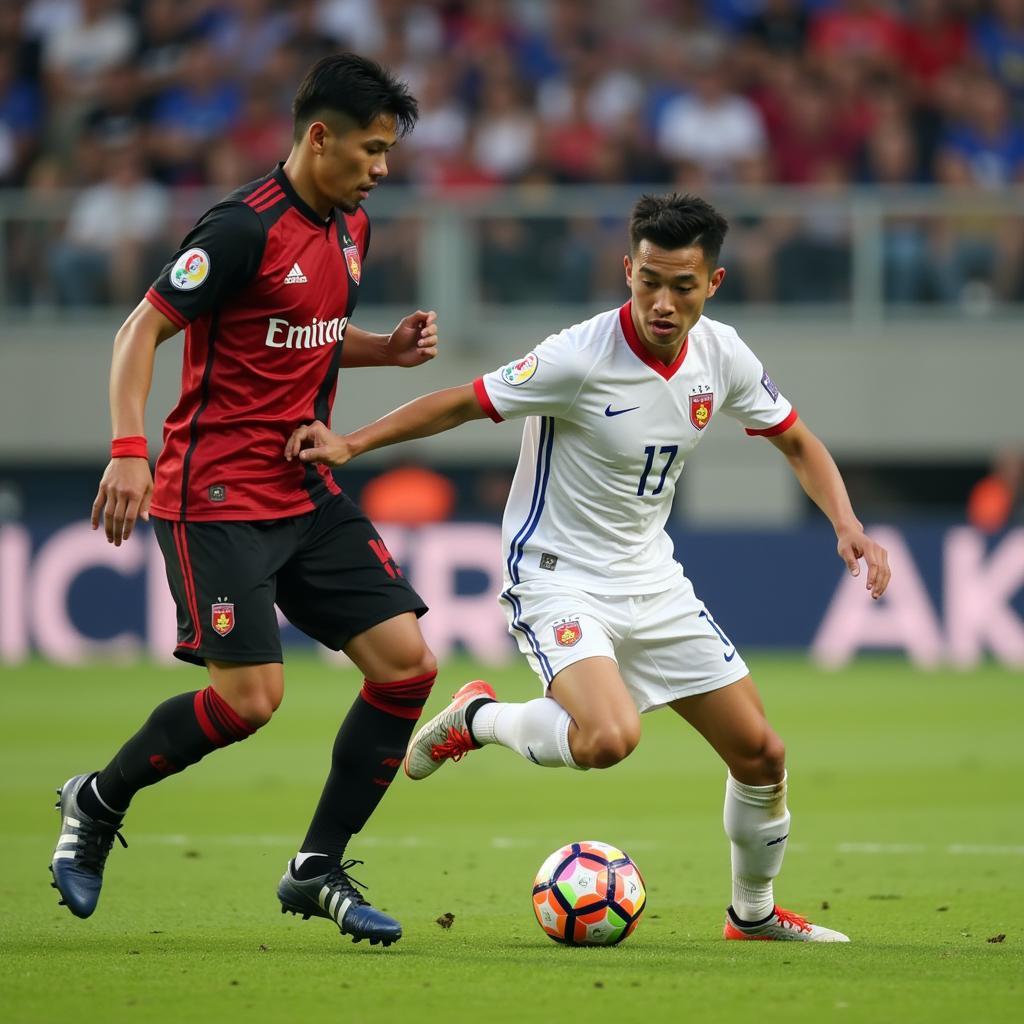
[{"xmin": 532, "ymin": 840, "xmax": 646, "ymax": 946}]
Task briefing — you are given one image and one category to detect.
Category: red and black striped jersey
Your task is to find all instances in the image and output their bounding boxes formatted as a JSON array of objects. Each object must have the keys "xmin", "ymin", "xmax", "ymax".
[{"xmin": 145, "ymin": 163, "xmax": 369, "ymax": 521}]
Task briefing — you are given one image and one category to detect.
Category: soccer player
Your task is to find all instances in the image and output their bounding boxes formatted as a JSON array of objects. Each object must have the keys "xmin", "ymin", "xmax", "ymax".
[
  {"xmin": 50, "ymin": 54, "xmax": 449, "ymax": 948},
  {"xmin": 284, "ymin": 193, "xmax": 892, "ymax": 943}
]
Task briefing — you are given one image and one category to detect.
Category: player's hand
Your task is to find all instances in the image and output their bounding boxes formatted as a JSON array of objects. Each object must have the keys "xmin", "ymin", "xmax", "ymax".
[
  {"xmin": 387, "ymin": 310, "xmax": 438, "ymax": 367},
  {"xmin": 836, "ymin": 526, "xmax": 891, "ymax": 600},
  {"xmin": 285, "ymin": 420, "xmax": 353, "ymax": 468},
  {"xmin": 91, "ymin": 458, "xmax": 153, "ymax": 546}
]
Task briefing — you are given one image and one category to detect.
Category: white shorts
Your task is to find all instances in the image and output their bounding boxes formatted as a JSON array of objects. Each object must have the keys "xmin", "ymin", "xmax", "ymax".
[{"xmin": 500, "ymin": 575, "xmax": 750, "ymax": 713}]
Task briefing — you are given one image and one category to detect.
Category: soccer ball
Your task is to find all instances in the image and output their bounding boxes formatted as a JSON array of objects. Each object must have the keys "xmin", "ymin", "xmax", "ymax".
[{"xmin": 531, "ymin": 840, "xmax": 646, "ymax": 946}]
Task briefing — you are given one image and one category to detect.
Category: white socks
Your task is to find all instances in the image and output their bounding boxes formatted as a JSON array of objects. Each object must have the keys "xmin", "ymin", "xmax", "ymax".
[
  {"xmin": 723, "ymin": 771, "xmax": 790, "ymax": 922},
  {"xmin": 470, "ymin": 697, "xmax": 581, "ymax": 769}
]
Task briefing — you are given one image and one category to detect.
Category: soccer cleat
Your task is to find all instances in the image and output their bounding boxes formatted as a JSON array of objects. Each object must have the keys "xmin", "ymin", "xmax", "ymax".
[
  {"xmin": 723, "ymin": 905, "xmax": 850, "ymax": 942},
  {"xmin": 403, "ymin": 680, "xmax": 496, "ymax": 780},
  {"xmin": 50, "ymin": 773, "xmax": 127, "ymax": 919},
  {"xmin": 277, "ymin": 858, "xmax": 402, "ymax": 947}
]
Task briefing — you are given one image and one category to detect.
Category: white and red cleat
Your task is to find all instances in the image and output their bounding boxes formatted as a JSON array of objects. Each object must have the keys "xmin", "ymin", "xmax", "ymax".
[
  {"xmin": 403, "ymin": 680, "xmax": 497, "ymax": 780},
  {"xmin": 723, "ymin": 905, "xmax": 850, "ymax": 942}
]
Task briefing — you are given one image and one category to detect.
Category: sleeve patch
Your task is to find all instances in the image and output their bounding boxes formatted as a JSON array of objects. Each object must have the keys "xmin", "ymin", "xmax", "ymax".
[
  {"xmin": 500, "ymin": 352, "xmax": 538, "ymax": 386},
  {"xmin": 170, "ymin": 248, "xmax": 210, "ymax": 291},
  {"xmin": 760, "ymin": 370, "xmax": 779, "ymax": 402}
]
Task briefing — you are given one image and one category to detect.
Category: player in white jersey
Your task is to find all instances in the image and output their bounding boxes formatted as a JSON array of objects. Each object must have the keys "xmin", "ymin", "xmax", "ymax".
[{"xmin": 285, "ymin": 193, "xmax": 891, "ymax": 942}]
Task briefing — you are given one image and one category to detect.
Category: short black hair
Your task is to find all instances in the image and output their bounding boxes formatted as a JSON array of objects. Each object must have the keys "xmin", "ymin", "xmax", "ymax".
[
  {"xmin": 629, "ymin": 193, "xmax": 729, "ymax": 266},
  {"xmin": 292, "ymin": 52, "xmax": 419, "ymax": 141}
]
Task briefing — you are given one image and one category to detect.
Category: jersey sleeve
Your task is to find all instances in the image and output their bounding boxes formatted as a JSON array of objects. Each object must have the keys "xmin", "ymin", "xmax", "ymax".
[
  {"xmin": 145, "ymin": 202, "xmax": 265, "ymax": 328},
  {"xmin": 720, "ymin": 334, "xmax": 797, "ymax": 436},
  {"xmin": 473, "ymin": 330, "xmax": 588, "ymax": 423}
]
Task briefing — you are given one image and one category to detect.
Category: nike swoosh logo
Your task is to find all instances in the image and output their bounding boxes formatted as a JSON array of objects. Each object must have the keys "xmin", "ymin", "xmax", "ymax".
[
  {"xmin": 723, "ymin": 650, "xmax": 735, "ymax": 662},
  {"xmin": 527, "ymin": 746, "xmax": 541, "ymax": 765},
  {"xmin": 766, "ymin": 833, "xmax": 789, "ymax": 847},
  {"xmin": 605, "ymin": 405, "xmax": 639, "ymax": 417}
]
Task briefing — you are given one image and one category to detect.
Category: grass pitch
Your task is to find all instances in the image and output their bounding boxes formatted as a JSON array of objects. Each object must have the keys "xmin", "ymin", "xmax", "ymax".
[{"xmin": 1, "ymin": 655, "xmax": 1021, "ymax": 1024}]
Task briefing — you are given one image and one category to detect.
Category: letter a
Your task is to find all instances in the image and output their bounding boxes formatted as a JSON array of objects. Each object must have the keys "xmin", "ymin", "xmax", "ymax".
[{"xmin": 811, "ymin": 526, "xmax": 944, "ymax": 668}]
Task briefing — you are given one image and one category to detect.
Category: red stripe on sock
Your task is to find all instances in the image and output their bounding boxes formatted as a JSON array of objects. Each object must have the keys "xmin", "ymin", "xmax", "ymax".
[
  {"xmin": 193, "ymin": 687, "xmax": 256, "ymax": 746},
  {"xmin": 360, "ymin": 673, "xmax": 436, "ymax": 719},
  {"xmin": 193, "ymin": 688, "xmax": 227, "ymax": 745},
  {"xmin": 205, "ymin": 686, "xmax": 256, "ymax": 740}
]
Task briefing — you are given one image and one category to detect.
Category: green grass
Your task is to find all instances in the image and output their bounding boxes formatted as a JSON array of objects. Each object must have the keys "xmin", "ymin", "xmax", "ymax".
[{"xmin": 1, "ymin": 656, "xmax": 1021, "ymax": 1024}]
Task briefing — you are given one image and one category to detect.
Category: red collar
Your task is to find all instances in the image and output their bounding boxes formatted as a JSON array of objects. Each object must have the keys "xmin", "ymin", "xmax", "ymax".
[{"xmin": 618, "ymin": 302, "xmax": 688, "ymax": 381}]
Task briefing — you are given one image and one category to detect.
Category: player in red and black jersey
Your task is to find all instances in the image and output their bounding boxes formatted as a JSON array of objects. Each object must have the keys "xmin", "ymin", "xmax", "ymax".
[{"xmin": 50, "ymin": 54, "xmax": 461, "ymax": 948}]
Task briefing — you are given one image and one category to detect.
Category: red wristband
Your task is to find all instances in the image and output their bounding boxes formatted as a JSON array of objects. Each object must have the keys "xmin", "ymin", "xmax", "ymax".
[{"xmin": 111, "ymin": 435, "xmax": 149, "ymax": 459}]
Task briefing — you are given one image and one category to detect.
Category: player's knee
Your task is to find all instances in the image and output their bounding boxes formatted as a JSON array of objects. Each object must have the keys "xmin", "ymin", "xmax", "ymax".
[
  {"xmin": 227, "ymin": 688, "xmax": 280, "ymax": 728},
  {"xmin": 762, "ymin": 732, "xmax": 786, "ymax": 780},
  {"xmin": 577, "ymin": 721, "xmax": 640, "ymax": 769},
  {"xmin": 211, "ymin": 671, "xmax": 283, "ymax": 729},
  {"xmin": 383, "ymin": 643, "xmax": 437, "ymax": 683},
  {"xmin": 730, "ymin": 729, "xmax": 785, "ymax": 785}
]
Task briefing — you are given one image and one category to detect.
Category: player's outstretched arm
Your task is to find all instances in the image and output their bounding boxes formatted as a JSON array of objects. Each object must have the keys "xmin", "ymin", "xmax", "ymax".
[
  {"xmin": 285, "ymin": 382, "xmax": 485, "ymax": 468},
  {"xmin": 341, "ymin": 311, "xmax": 438, "ymax": 368},
  {"xmin": 91, "ymin": 300, "xmax": 180, "ymax": 547},
  {"xmin": 767, "ymin": 416, "xmax": 891, "ymax": 599}
]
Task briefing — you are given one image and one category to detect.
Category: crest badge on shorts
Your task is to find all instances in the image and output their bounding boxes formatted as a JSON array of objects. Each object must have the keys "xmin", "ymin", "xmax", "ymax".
[
  {"xmin": 689, "ymin": 391, "xmax": 713, "ymax": 430},
  {"xmin": 343, "ymin": 244, "xmax": 361, "ymax": 284},
  {"xmin": 212, "ymin": 602, "xmax": 235, "ymax": 637},
  {"xmin": 553, "ymin": 618, "xmax": 582, "ymax": 647}
]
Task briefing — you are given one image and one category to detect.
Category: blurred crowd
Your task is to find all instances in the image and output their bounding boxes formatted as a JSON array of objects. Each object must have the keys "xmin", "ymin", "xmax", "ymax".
[{"xmin": 2, "ymin": 0, "xmax": 1024, "ymax": 307}]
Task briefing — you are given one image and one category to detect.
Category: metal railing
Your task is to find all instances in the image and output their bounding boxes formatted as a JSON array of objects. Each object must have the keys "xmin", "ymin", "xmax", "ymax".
[{"xmin": 3, "ymin": 184, "xmax": 1024, "ymax": 339}]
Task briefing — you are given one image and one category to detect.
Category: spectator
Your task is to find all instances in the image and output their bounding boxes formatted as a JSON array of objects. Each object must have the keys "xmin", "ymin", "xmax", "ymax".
[
  {"xmin": 0, "ymin": 44, "xmax": 42, "ymax": 184},
  {"xmin": 6, "ymin": 155, "xmax": 68, "ymax": 306},
  {"xmin": 763, "ymin": 68, "xmax": 863, "ymax": 184},
  {"xmin": 314, "ymin": 0, "xmax": 382, "ymax": 51},
  {"xmin": 148, "ymin": 39, "xmax": 242, "ymax": 183},
  {"xmin": 655, "ymin": 57, "xmax": 767, "ymax": 182},
  {"xmin": 204, "ymin": 0, "xmax": 293, "ymax": 78},
  {"xmin": 403, "ymin": 59, "xmax": 468, "ymax": 158},
  {"xmin": 972, "ymin": 0, "xmax": 1024, "ymax": 108},
  {"xmin": 539, "ymin": 77, "xmax": 608, "ymax": 183},
  {"xmin": 899, "ymin": 0, "xmax": 969, "ymax": 102},
  {"xmin": 718, "ymin": 151, "xmax": 785, "ymax": 304},
  {"xmin": 859, "ymin": 120, "xmax": 936, "ymax": 302},
  {"xmin": 359, "ymin": 463, "xmax": 456, "ymax": 526},
  {"xmin": 939, "ymin": 75, "xmax": 1024, "ymax": 188},
  {"xmin": 967, "ymin": 449, "xmax": 1024, "ymax": 533},
  {"xmin": 134, "ymin": 0, "xmax": 202, "ymax": 101},
  {"xmin": 807, "ymin": 0, "xmax": 904, "ymax": 76},
  {"xmin": 49, "ymin": 132, "xmax": 169, "ymax": 306},
  {"xmin": 742, "ymin": 0, "xmax": 809, "ymax": 57},
  {"xmin": 932, "ymin": 72, "xmax": 1024, "ymax": 302},
  {"xmin": 227, "ymin": 78, "xmax": 294, "ymax": 182},
  {"xmin": 41, "ymin": 0, "xmax": 136, "ymax": 154},
  {"xmin": 775, "ymin": 158, "xmax": 853, "ymax": 304},
  {"xmin": 21, "ymin": 0, "xmax": 80, "ymax": 55},
  {"xmin": 82, "ymin": 61, "xmax": 146, "ymax": 145},
  {"xmin": 471, "ymin": 74, "xmax": 539, "ymax": 181},
  {"xmin": 931, "ymin": 144, "xmax": 1024, "ymax": 307}
]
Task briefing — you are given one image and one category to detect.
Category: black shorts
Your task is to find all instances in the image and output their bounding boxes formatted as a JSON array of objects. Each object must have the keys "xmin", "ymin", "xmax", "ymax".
[{"xmin": 152, "ymin": 493, "xmax": 427, "ymax": 666}]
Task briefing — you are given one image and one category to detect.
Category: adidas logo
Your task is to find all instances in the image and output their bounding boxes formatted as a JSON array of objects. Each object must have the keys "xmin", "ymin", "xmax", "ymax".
[{"xmin": 284, "ymin": 262, "xmax": 307, "ymax": 284}]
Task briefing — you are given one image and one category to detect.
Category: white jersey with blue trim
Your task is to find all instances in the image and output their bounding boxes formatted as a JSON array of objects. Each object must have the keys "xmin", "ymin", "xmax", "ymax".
[{"xmin": 473, "ymin": 302, "xmax": 795, "ymax": 595}]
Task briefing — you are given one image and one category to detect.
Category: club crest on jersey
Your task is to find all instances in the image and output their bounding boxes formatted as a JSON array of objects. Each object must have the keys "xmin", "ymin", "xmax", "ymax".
[
  {"xmin": 343, "ymin": 244, "xmax": 361, "ymax": 284},
  {"xmin": 211, "ymin": 602, "xmax": 235, "ymax": 637},
  {"xmin": 500, "ymin": 352, "xmax": 538, "ymax": 387},
  {"xmin": 690, "ymin": 392, "xmax": 713, "ymax": 430},
  {"xmin": 553, "ymin": 618, "xmax": 582, "ymax": 647},
  {"xmin": 170, "ymin": 248, "xmax": 209, "ymax": 291}
]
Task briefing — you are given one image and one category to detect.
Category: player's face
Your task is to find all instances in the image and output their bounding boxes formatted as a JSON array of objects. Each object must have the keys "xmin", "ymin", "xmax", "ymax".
[
  {"xmin": 624, "ymin": 241, "xmax": 725, "ymax": 361},
  {"xmin": 314, "ymin": 113, "xmax": 398, "ymax": 214}
]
